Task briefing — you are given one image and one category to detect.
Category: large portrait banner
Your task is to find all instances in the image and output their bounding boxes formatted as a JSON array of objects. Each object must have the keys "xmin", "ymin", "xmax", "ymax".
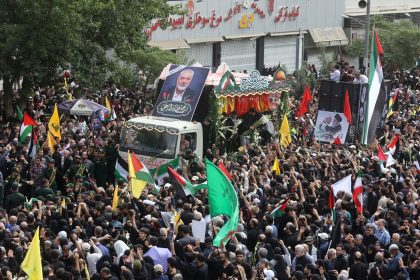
[{"xmin": 152, "ymin": 65, "xmax": 210, "ymax": 121}]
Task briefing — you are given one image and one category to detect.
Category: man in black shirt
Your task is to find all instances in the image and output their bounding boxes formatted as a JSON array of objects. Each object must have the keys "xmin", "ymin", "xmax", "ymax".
[
  {"xmin": 235, "ymin": 250, "xmax": 252, "ymax": 279},
  {"xmin": 195, "ymin": 253, "xmax": 208, "ymax": 280},
  {"xmin": 335, "ymin": 244, "xmax": 349, "ymax": 273},
  {"xmin": 349, "ymin": 251, "xmax": 368, "ymax": 280}
]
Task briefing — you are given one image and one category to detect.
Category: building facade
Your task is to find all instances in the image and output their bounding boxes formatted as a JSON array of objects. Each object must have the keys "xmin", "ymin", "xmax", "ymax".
[{"xmin": 148, "ymin": 0, "xmax": 348, "ymax": 73}]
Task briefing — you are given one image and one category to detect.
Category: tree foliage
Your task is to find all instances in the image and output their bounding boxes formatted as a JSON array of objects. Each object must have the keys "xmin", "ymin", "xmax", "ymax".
[
  {"xmin": 0, "ymin": 0, "xmax": 181, "ymax": 117},
  {"xmin": 371, "ymin": 16, "xmax": 420, "ymax": 71},
  {"xmin": 344, "ymin": 38, "xmax": 364, "ymax": 59},
  {"xmin": 344, "ymin": 16, "xmax": 420, "ymax": 72},
  {"xmin": 124, "ymin": 48, "xmax": 185, "ymax": 83}
]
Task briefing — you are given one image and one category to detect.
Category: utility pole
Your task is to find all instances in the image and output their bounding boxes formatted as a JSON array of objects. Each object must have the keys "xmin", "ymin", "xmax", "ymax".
[{"xmin": 363, "ymin": 0, "xmax": 371, "ymax": 72}]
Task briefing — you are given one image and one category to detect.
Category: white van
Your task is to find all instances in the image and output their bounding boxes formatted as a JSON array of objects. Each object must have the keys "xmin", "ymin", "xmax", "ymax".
[{"xmin": 119, "ymin": 116, "xmax": 203, "ymax": 170}]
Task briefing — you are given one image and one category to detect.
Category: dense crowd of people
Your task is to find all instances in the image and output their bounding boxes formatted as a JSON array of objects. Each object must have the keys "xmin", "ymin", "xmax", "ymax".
[{"xmin": 0, "ymin": 64, "xmax": 418, "ymax": 280}]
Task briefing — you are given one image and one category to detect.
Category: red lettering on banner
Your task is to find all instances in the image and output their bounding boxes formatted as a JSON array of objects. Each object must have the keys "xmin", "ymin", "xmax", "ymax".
[
  {"xmin": 274, "ymin": 5, "xmax": 299, "ymax": 23},
  {"xmin": 268, "ymin": 0, "xmax": 274, "ymax": 14},
  {"xmin": 251, "ymin": 2, "xmax": 266, "ymax": 18},
  {"xmin": 224, "ymin": 2, "xmax": 242, "ymax": 22},
  {"xmin": 146, "ymin": 3, "xmax": 301, "ymax": 38},
  {"xmin": 146, "ymin": 21, "xmax": 161, "ymax": 37}
]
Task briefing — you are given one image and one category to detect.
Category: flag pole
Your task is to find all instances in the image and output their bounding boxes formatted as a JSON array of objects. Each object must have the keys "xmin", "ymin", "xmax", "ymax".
[{"xmin": 361, "ymin": 23, "xmax": 376, "ymax": 145}]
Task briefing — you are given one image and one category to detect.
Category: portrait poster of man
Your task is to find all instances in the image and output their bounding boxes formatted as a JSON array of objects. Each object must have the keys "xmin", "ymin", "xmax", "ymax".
[
  {"xmin": 152, "ymin": 65, "xmax": 210, "ymax": 121},
  {"xmin": 314, "ymin": 111, "xmax": 349, "ymax": 143}
]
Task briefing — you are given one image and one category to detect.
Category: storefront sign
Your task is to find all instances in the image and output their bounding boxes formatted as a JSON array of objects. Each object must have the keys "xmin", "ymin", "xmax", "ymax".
[
  {"xmin": 239, "ymin": 13, "xmax": 254, "ymax": 29},
  {"xmin": 251, "ymin": 2, "xmax": 266, "ymax": 18},
  {"xmin": 274, "ymin": 5, "xmax": 300, "ymax": 23},
  {"xmin": 146, "ymin": 1, "xmax": 301, "ymax": 38},
  {"xmin": 268, "ymin": 0, "xmax": 274, "ymax": 14}
]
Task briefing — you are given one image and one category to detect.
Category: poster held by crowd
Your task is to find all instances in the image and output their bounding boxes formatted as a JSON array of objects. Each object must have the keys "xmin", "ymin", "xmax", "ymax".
[{"xmin": 314, "ymin": 111, "xmax": 349, "ymax": 143}]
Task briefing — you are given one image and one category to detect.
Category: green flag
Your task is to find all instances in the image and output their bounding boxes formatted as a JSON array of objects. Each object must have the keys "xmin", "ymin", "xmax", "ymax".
[
  {"xmin": 16, "ymin": 106, "xmax": 23, "ymax": 121},
  {"xmin": 149, "ymin": 157, "xmax": 180, "ymax": 182},
  {"xmin": 206, "ymin": 159, "xmax": 239, "ymax": 247}
]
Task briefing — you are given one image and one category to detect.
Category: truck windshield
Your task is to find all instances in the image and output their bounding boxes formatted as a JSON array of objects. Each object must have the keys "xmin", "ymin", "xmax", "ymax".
[{"xmin": 120, "ymin": 127, "xmax": 178, "ymax": 159}]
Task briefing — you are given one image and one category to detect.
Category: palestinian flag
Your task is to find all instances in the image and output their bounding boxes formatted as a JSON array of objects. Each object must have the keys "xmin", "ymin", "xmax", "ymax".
[
  {"xmin": 353, "ymin": 174, "xmax": 363, "ymax": 214},
  {"xmin": 129, "ymin": 152, "xmax": 156, "ymax": 198},
  {"xmin": 386, "ymin": 90, "xmax": 398, "ymax": 118},
  {"xmin": 115, "ymin": 155, "xmax": 129, "ymax": 182},
  {"xmin": 149, "ymin": 157, "xmax": 180, "ymax": 184},
  {"xmin": 218, "ymin": 161, "xmax": 233, "ymax": 181},
  {"xmin": 19, "ymin": 112, "xmax": 37, "ymax": 144},
  {"xmin": 133, "ymin": 155, "xmax": 155, "ymax": 183},
  {"xmin": 27, "ymin": 127, "xmax": 39, "ymax": 159},
  {"xmin": 362, "ymin": 30, "xmax": 386, "ymax": 145},
  {"xmin": 387, "ymin": 134, "xmax": 399, "ymax": 155},
  {"xmin": 270, "ymin": 198, "xmax": 289, "ymax": 217},
  {"xmin": 216, "ymin": 71, "xmax": 238, "ymax": 93},
  {"xmin": 167, "ymin": 166, "xmax": 195, "ymax": 198}
]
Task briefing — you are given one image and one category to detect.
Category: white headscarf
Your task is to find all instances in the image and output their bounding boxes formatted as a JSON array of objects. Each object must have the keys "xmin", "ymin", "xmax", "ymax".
[{"xmin": 114, "ymin": 240, "xmax": 129, "ymax": 264}]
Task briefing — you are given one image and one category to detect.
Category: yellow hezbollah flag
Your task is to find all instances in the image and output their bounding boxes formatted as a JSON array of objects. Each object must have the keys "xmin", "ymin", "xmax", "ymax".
[
  {"xmin": 171, "ymin": 211, "xmax": 184, "ymax": 235},
  {"xmin": 112, "ymin": 186, "xmax": 119, "ymax": 210},
  {"xmin": 84, "ymin": 263, "xmax": 90, "ymax": 280},
  {"xmin": 47, "ymin": 131, "xmax": 57, "ymax": 153},
  {"xmin": 49, "ymin": 104, "xmax": 61, "ymax": 140},
  {"xmin": 272, "ymin": 156, "xmax": 281, "ymax": 175},
  {"xmin": 60, "ymin": 198, "xmax": 66, "ymax": 215},
  {"xmin": 21, "ymin": 227, "xmax": 43, "ymax": 280},
  {"xmin": 105, "ymin": 96, "xmax": 112, "ymax": 112},
  {"xmin": 280, "ymin": 115, "xmax": 292, "ymax": 148}
]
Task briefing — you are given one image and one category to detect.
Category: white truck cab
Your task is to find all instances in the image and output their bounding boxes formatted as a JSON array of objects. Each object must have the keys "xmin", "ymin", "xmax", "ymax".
[{"xmin": 119, "ymin": 116, "xmax": 203, "ymax": 169}]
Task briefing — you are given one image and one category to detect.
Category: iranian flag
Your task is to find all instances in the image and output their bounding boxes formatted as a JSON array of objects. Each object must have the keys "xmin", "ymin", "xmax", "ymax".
[
  {"xmin": 19, "ymin": 112, "xmax": 37, "ymax": 144},
  {"xmin": 270, "ymin": 198, "xmax": 289, "ymax": 217},
  {"xmin": 387, "ymin": 134, "xmax": 399, "ymax": 155},
  {"xmin": 362, "ymin": 30, "xmax": 386, "ymax": 145},
  {"xmin": 353, "ymin": 174, "xmax": 363, "ymax": 214},
  {"xmin": 377, "ymin": 145, "xmax": 388, "ymax": 163},
  {"xmin": 167, "ymin": 166, "xmax": 195, "ymax": 198}
]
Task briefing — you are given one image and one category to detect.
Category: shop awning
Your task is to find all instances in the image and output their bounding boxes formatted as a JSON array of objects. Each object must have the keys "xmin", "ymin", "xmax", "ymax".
[
  {"xmin": 224, "ymin": 33, "xmax": 266, "ymax": 40},
  {"xmin": 185, "ymin": 37, "xmax": 224, "ymax": 44},
  {"xmin": 269, "ymin": 31, "xmax": 301, "ymax": 37},
  {"xmin": 309, "ymin": 27, "xmax": 349, "ymax": 47},
  {"xmin": 147, "ymin": 39, "xmax": 190, "ymax": 50}
]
